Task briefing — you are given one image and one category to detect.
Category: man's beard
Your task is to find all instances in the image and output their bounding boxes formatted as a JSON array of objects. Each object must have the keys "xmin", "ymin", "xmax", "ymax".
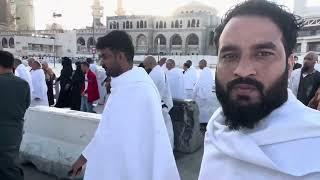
[{"xmin": 215, "ymin": 69, "xmax": 288, "ymax": 130}]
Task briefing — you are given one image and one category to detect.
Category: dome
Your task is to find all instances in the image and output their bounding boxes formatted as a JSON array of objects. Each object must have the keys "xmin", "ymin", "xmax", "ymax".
[{"xmin": 173, "ymin": 1, "xmax": 218, "ymax": 16}]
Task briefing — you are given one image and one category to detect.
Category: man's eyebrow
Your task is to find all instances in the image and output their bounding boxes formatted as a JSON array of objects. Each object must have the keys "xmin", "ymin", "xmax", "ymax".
[
  {"xmin": 252, "ymin": 42, "xmax": 277, "ymax": 50},
  {"xmin": 219, "ymin": 45, "xmax": 241, "ymax": 53}
]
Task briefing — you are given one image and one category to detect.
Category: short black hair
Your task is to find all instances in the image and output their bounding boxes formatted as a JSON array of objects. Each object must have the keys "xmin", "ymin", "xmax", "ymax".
[
  {"xmin": 0, "ymin": 50, "xmax": 14, "ymax": 68},
  {"xmin": 184, "ymin": 62, "xmax": 191, "ymax": 68},
  {"xmin": 214, "ymin": 0, "xmax": 303, "ymax": 59},
  {"xmin": 186, "ymin": 60, "xmax": 192, "ymax": 66},
  {"xmin": 86, "ymin": 58, "xmax": 93, "ymax": 64},
  {"xmin": 14, "ymin": 58, "xmax": 22, "ymax": 66},
  {"xmin": 96, "ymin": 30, "xmax": 134, "ymax": 64},
  {"xmin": 81, "ymin": 61, "xmax": 90, "ymax": 68}
]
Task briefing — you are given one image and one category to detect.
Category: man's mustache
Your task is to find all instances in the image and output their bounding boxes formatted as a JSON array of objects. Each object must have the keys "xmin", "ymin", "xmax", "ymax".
[{"xmin": 227, "ymin": 77, "xmax": 264, "ymax": 93}]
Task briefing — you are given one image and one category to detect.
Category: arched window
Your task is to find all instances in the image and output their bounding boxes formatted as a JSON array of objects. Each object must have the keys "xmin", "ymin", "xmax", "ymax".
[
  {"xmin": 110, "ymin": 24, "xmax": 112, "ymax": 29},
  {"xmin": 123, "ymin": 22, "xmax": 125, "ymax": 29},
  {"xmin": 130, "ymin": 22, "xmax": 133, "ymax": 29},
  {"xmin": 144, "ymin": 21, "xmax": 147, "ymax": 28},
  {"xmin": 209, "ymin": 31, "xmax": 214, "ymax": 45},
  {"xmin": 180, "ymin": 20, "xmax": 183, "ymax": 28},
  {"xmin": 191, "ymin": 19, "xmax": 196, "ymax": 27},
  {"xmin": 197, "ymin": 20, "xmax": 200, "ymax": 27},
  {"xmin": 137, "ymin": 21, "xmax": 139, "ymax": 28},
  {"xmin": 156, "ymin": 22, "xmax": 159, "ymax": 29},
  {"xmin": 171, "ymin": 21, "xmax": 174, "ymax": 28},
  {"xmin": 188, "ymin": 20, "xmax": 191, "ymax": 27},
  {"xmin": 116, "ymin": 22, "xmax": 119, "ymax": 29},
  {"xmin": 9, "ymin": 37, "xmax": 14, "ymax": 48},
  {"xmin": 126, "ymin": 21, "xmax": 130, "ymax": 29},
  {"xmin": 159, "ymin": 21, "xmax": 163, "ymax": 28},
  {"xmin": 164, "ymin": 22, "xmax": 167, "ymax": 28},
  {"xmin": 140, "ymin": 20, "xmax": 144, "ymax": 28},
  {"xmin": 175, "ymin": 20, "xmax": 179, "ymax": 28}
]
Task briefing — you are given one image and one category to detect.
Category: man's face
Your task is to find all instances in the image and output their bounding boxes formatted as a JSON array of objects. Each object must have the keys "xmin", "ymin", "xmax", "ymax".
[
  {"xmin": 199, "ymin": 61, "xmax": 205, "ymax": 69},
  {"xmin": 159, "ymin": 59, "xmax": 166, "ymax": 66},
  {"xmin": 99, "ymin": 48, "xmax": 122, "ymax": 77},
  {"xmin": 166, "ymin": 61, "xmax": 174, "ymax": 70},
  {"xmin": 31, "ymin": 62, "xmax": 40, "ymax": 70},
  {"xmin": 303, "ymin": 54, "xmax": 316, "ymax": 71},
  {"xmin": 28, "ymin": 59, "xmax": 34, "ymax": 66},
  {"xmin": 215, "ymin": 16, "xmax": 289, "ymax": 130}
]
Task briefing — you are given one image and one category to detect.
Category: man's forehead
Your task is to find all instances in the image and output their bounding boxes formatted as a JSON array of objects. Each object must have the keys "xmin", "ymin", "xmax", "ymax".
[{"xmin": 219, "ymin": 16, "xmax": 283, "ymax": 50}]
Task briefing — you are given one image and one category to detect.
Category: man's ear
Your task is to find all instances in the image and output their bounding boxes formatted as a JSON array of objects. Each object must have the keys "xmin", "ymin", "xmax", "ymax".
[{"xmin": 288, "ymin": 54, "xmax": 294, "ymax": 77}]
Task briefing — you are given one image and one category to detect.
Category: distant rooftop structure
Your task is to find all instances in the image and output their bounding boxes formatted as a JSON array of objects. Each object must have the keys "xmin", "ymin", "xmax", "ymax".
[{"xmin": 173, "ymin": 1, "xmax": 217, "ymax": 16}]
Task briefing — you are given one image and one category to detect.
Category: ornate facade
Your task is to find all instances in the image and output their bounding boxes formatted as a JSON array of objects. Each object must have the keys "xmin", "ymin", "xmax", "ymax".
[{"xmin": 76, "ymin": 1, "xmax": 220, "ymax": 56}]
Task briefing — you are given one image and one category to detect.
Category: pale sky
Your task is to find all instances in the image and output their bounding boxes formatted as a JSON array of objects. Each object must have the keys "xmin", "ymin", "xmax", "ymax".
[{"xmin": 33, "ymin": 0, "xmax": 319, "ymax": 30}]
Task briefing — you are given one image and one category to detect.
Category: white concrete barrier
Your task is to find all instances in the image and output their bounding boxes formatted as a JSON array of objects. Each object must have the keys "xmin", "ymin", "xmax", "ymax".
[{"xmin": 20, "ymin": 106, "xmax": 101, "ymax": 178}]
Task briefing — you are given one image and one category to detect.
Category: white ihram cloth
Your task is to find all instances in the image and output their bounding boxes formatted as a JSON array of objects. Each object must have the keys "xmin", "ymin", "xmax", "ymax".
[
  {"xmin": 82, "ymin": 67, "xmax": 180, "ymax": 180},
  {"xmin": 184, "ymin": 66, "xmax": 198, "ymax": 99},
  {"xmin": 166, "ymin": 68, "xmax": 186, "ymax": 99},
  {"xmin": 15, "ymin": 64, "xmax": 33, "ymax": 97},
  {"xmin": 89, "ymin": 63, "xmax": 99, "ymax": 75},
  {"xmin": 289, "ymin": 68, "xmax": 302, "ymax": 96},
  {"xmin": 30, "ymin": 69, "xmax": 48, "ymax": 106},
  {"xmin": 199, "ymin": 90, "xmax": 320, "ymax": 180},
  {"xmin": 193, "ymin": 67, "xmax": 215, "ymax": 123},
  {"xmin": 149, "ymin": 65, "xmax": 174, "ymax": 148}
]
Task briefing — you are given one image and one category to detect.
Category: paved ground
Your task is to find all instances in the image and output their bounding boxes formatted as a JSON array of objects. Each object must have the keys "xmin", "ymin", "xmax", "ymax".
[{"xmin": 23, "ymin": 146, "xmax": 204, "ymax": 180}]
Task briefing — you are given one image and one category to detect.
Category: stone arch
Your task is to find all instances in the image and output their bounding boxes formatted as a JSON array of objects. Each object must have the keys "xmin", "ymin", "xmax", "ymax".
[
  {"xmin": 154, "ymin": 34, "xmax": 167, "ymax": 53},
  {"xmin": 77, "ymin": 37, "xmax": 86, "ymax": 46},
  {"xmin": 159, "ymin": 21, "xmax": 163, "ymax": 28},
  {"xmin": 140, "ymin": 20, "xmax": 144, "ymax": 29},
  {"xmin": 136, "ymin": 34, "xmax": 148, "ymax": 53},
  {"xmin": 170, "ymin": 34, "xmax": 182, "ymax": 46},
  {"xmin": 9, "ymin": 37, "xmax": 14, "ymax": 48},
  {"xmin": 2, "ymin": 38, "xmax": 8, "ymax": 48},
  {"xmin": 191, "ymin": 19, "xmax": 196, "ymax": 27},
  {"xmin": 87, "ymin": 37, "xmax": 96, "ymax": 50},
  {"xmin": 186, "ymin": 33, "xmax": 199, "ymax": 45},
  {"xmin": 175, "ymin": 20, "xmax": 179, "ymax": 28},
  {"xmin": 77, "ymin": 37, "xmax": 86, "ymax": 52},
  {"xmin": 186, "ymin": 33, "xmax": 200, "ymax": 55}
]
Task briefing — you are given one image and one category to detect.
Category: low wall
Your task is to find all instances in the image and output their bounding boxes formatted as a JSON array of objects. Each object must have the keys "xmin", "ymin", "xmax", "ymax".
[
  {"xmin": 20, "ymin": 106, "xmax": 101, "ymax": 178},
  {"xmin": 20, "ymin": 100, "xmax": 204, "ymax": 178},
  {"xmin": 170, "ymin": 99, "xmax": 203, "ymax": 153}
]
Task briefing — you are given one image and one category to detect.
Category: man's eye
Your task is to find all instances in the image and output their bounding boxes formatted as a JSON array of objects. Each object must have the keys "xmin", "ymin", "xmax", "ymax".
[
  {"xmin": 221, "ymin": 54, "xmax": 238, "ymax": 61},
  {"xmin": 256, "ymin": 51, "xmax": 273, "ymax": 57}
]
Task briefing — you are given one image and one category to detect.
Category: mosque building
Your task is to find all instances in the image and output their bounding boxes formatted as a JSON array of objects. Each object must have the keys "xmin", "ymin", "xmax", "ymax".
[{"xmin": 0, "ymin": 0, "xmax": 319, "ymax": 58}]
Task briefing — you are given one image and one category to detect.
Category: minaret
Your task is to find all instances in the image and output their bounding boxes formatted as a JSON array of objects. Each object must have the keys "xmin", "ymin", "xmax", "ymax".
[
  {"xmin": 92, "ymin": 0, "xmax": 104, "ymax": 27},
  {"xmin": 115, "ymin": 0, "xmax": 125, "ymax": 16},
  {"xmin": 0, "ymin": 0, "xmax": 9, "ymax": 30},
  {"xmin": 15, "ymin": 0, "xmax": 35, "ymax": 30}
]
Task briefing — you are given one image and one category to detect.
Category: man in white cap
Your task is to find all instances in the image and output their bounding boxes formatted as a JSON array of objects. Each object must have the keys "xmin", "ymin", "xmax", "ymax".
[
  {"xmin": 14, "ymin": 58, "xmax": 33, "ymax": 98},
  {"xmin": 30, "ymin": 60, "xmax": 49, "ymax": 106}
]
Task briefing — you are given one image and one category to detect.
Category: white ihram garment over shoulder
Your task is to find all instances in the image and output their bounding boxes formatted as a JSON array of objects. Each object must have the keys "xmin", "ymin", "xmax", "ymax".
[
  {"xmin": 82, "ymin": 67, "xmax": 180, "ymax": 180},
  {"xmin": 30, "ymin": 69, "xmax": 48, "ymax": 106},
  {"xmin": 15, "ymin": 64, "xmax": 33, "ymax": 97},
  {"xmin": 166, "ymin": 67, "xmax": 186, "ymax": 99},
  {"xmin": 184, "ymin": 66, "xmax": 198, "ymax": 99},
  {"xmin": 149, "ymin": 65, "xmax": 175, "ymax": 148},
  {"xmin": 198, "ymin": 90, "xmax": 320, "ymax": 180},
  {"xmin": 193, "ymin": 67, "xmax": 215, "ymax": 123}
]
